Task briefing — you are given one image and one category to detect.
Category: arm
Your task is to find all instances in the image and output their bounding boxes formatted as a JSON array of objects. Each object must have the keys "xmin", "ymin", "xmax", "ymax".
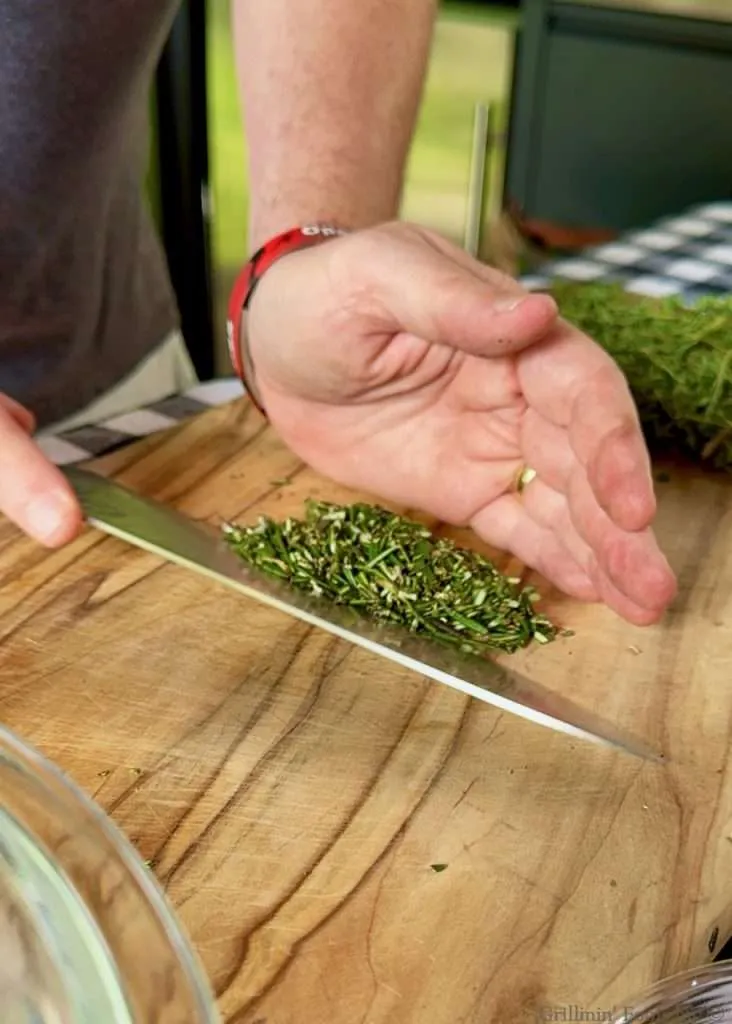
[{"xmin": 231, "ymin": 0, "xmax": 437, "ymax": 250}]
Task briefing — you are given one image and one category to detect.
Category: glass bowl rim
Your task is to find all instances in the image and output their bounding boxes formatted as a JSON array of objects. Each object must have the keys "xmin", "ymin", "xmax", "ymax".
[
  {"xmin": 0, "ymin": 722, "xmax": 219, "ymax": 1023},
  {"xmin": 615, "ymin": 957, "xmax": 732, "ymax": 1020}
]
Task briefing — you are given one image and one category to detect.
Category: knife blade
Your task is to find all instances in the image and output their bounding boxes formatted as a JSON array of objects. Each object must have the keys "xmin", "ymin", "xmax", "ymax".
[{"xmin": 62, "ymin": 466, "xmax": 663, "ymax": 762}]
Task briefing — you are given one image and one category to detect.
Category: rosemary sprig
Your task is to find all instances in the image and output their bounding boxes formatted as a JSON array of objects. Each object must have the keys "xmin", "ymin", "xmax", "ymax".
[
  {"xmin": 548, "ymin": 281, "xmax": 732, "ymax": 470},
  {"xmin": 223, "ymin": 500, "xmax": 565, "ymax": 655}
]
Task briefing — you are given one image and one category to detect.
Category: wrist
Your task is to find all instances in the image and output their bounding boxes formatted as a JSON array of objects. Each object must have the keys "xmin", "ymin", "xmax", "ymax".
[
  {"xmin": 227, "ymin": 223, "xmax": 348, "ymax": 414},
  {"xmin": 246, "ymin": 195, "xmax": 398, "ymax": 255},
  {"xmin": 248, "ymin": 214, "xmax": 351, "ymax": 256}
]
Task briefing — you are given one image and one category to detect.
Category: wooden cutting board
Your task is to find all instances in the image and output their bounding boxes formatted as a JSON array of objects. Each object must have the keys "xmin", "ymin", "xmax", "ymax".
[{"xmin": 1, "ymin": 396, "xmax": 732, "ymax": 1023}]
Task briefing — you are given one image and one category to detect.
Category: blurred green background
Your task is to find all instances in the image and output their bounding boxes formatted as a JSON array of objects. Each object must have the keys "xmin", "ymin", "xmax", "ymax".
[{"xmin": 205, "ymin": 2, "xmax": 519, "ymax": 369}]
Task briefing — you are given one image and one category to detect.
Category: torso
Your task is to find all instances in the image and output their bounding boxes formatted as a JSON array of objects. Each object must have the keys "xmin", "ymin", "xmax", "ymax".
[{"xmin": 0, "ymin": 1, "xmax": 182, "ymax": 426}]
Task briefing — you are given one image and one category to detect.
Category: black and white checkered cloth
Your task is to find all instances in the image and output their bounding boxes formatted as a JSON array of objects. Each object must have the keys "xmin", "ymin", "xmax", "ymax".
[
  {"xmin": 38, "ymin": 379, "xmax": 245, "ymax": 466},
  {"xmin": 521, "ymin": 199, "xmax": 732, "ymax": 300},
  {"xmin": 43, "ymin": 199, "xmax": 732, "ymax": 467}
]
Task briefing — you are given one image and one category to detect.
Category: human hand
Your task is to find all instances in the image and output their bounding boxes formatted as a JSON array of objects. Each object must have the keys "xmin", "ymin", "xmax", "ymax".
[
  {"xmin": 245, "ymin": 221, "xmax": 677, "ymax": 624},
  {"xmin": 0, "ymin": 393, "xmax": 82, "ymax": 545}
]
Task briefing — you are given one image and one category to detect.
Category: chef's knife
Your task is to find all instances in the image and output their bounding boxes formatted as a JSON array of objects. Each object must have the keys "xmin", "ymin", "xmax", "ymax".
[{"xmin": 62, "ymin": 466, "xmax": 663, "ymax": 762}]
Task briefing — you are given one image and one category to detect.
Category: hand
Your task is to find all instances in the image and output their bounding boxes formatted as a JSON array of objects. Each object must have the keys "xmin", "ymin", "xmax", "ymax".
[
  {"xmin": 246, "ymin": 221, "xmax": 677, "ymax": 625},
  {"xmin": 0, "ymin": 393, "xmax": 82, "ymax": 545}
]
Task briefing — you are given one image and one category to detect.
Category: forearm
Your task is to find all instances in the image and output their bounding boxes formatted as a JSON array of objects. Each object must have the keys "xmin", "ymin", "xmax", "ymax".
[{"xmin": 232, "ymin": 0, "xmax": 437, "ymax": 251}]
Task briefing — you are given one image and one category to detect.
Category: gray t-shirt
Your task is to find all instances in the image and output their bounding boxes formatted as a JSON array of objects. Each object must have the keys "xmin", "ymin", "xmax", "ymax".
[{"xmin": 0, "ymin": 1, "xmax": 182, "ymax": 427}]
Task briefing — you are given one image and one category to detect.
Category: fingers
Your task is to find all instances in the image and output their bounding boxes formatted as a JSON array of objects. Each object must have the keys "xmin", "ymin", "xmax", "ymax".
[
  {"xmin": 519, "ymin": 474, "xmax": 676, "ymax": 624},
  {"xmin": 523, "ymin": 409, "xmax": 667, "ymax": 599},
  {"xmin": 565, "ymin": 469, "xmax": 677, "ymax": 611},
  {"xmin": 470, "ymin": 494, "xmax": 599, "ymax": 603},
  {"xmin": 0, "ymin": 400, "xmax": 82, "ymax": 546},
  {"xmin": 570, "ymin": 366, "xmax": 656, "ymax": 533},
  {"xmin": 516, "ymin": 326, "xmax": 676, "ymax": 621},
  {"xmin": 476, "ymin": 486, "xmax": 672, "ymax": 625},
  {"xmin": 517, "ymin": 323, "xmax": 656, "ymax": 534},
  {"xmin": 0, "ymin": 392, "xmax": 36, "ymax": 433},
  {"xmin": 522, "ymin": 410, "xmax": 677, "ymax": 619},
  {"xmin": 365, "ymin": 226, "xmax": 560, "ymax": 359}
]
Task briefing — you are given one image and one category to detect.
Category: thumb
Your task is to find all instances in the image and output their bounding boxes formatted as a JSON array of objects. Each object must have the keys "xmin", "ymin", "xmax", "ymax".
[
  {"xmin": 372, "ymin": 229, "xmax": 558, "ymax": 357},
  {"xmin": 0, "ymin": 396, "xmax": 82, "ymax": 546}
]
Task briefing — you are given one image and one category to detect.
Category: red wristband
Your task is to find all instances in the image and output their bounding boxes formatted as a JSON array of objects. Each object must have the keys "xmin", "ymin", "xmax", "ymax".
[{"xmin": 227, "ymin": 224, "xmax": 346, "ymax": 415}]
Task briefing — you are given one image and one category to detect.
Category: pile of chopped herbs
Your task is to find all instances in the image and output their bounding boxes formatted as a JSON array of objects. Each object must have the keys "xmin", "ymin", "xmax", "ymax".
[
  {"xmin": 223, "ymin": 500, "xmax": 562, "ymax": 655},
  {"xmin": 548, "ymin": 281, "xmax": 732, "ymax": 470}
]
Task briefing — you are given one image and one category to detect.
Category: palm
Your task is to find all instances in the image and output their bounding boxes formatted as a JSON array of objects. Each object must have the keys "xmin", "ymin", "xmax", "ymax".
[{"xmin": 265, "ymin": 339, "xmax": 521, "ymax": 518}]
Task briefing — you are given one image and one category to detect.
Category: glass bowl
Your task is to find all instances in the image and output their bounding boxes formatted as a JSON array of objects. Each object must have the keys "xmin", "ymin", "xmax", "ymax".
[
  {"xmin": 0, "ymin": 724, "xmax": 219, "ymax": 1023},
  {"xmin": 613, "ymin": 959, "xmax": 732, "ymax": 1022}
]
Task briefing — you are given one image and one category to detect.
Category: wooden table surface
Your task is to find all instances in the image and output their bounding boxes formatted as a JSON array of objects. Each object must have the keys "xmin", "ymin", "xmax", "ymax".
[{"xmin": 2, "ymin": 397, "xmax": 732, "ymax": 1023}]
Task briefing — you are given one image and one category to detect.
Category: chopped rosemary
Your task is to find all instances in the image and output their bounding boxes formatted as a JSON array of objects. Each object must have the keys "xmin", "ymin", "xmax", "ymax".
[{"xmin": 223, "ymin": 500, "xmax": 565, "ymax": 655}]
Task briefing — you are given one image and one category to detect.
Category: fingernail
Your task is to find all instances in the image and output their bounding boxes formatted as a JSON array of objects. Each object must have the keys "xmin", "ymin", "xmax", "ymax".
[
  {"xmin": 25, "ymin": 493, "xmax": 71, "ymax": 543},
  {"xmin": 493, "ymin": 295, "xmax": 525, "ymax": 313}
]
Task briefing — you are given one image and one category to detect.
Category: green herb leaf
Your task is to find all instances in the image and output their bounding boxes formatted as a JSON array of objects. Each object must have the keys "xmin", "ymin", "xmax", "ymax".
[{"xmin": 223, "ymin": 501, "xmax": 565, "ymax": 655}]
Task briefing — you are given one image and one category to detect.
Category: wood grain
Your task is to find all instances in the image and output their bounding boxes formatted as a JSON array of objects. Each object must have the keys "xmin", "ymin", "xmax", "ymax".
[{"xmin": 1, "ymin": 396, "xmax": 732, "ymax": 1023}]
